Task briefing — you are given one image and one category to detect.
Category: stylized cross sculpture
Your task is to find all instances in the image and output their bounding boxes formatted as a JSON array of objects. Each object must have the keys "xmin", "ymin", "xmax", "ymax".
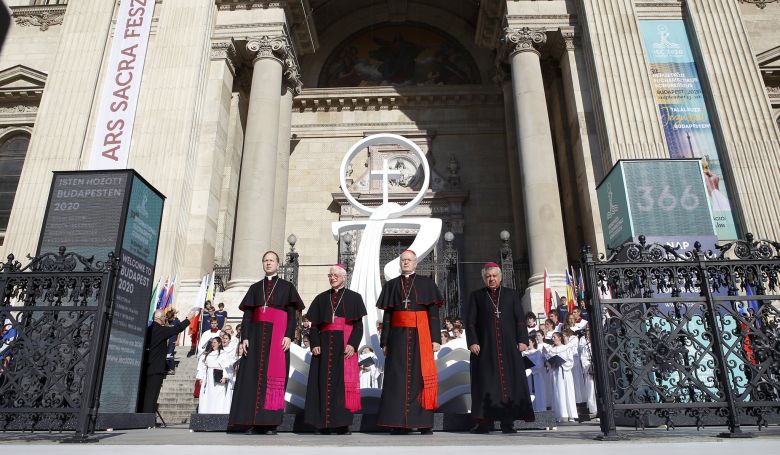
[
  {"xmin": 371, "ymin": 159, "xmax": 402, "ymax": 205},
  {"xmin": 333, "ymin": 134, "xmax": 442, "ymax": 367}
]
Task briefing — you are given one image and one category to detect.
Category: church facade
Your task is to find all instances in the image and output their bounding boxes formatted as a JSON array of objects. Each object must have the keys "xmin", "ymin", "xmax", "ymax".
[{"xmin": 1, "ymin": 0, "xmax": 779, "ymax": 314}]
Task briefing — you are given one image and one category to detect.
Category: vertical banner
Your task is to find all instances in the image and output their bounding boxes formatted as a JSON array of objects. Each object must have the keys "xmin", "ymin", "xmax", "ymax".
[
  {"xmin": 639, "ymin": 19, "xmax": 739, "ymax": 239},
  {"xmin": 87, "ymin": 0, "xmax": 156, "ymax": 170},
  {"xmin": 101, "ymin": 175, "xmax": 164, "ymax": 412}
]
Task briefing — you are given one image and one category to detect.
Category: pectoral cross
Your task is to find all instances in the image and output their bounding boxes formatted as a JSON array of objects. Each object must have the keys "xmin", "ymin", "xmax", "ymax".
[
  {"xmin": 494, "ymin": 307, "xmax": 501, "ymax": 318},
  {"xmin": 402, "ymin": 298, "xmax": 411, "ymax": 308}
]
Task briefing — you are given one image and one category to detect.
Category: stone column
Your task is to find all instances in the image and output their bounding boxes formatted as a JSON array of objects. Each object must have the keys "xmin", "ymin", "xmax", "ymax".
[
  {"xmin": 497, "ymin": 63, "xmax": 528, "ymax": 268},
  {"xmin": 504, "ymin": 27, "xmax": 569, "ymax": 307},
  {"xmin": 230, "ymin": 36, "xmax": 290, "ymax": 286},
  {"xmin": 270, "ymin": 63, "xmax": 301, "ymax": 253}
]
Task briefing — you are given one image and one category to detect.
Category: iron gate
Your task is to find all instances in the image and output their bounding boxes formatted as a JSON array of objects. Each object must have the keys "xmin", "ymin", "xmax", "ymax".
[
  {"xmin": 0, "ymin": 248, "xmax": 119, "ymax": 439},
  {"xmin": 582, "ymin": 234, "xmax": 780, "ymax": 438}
]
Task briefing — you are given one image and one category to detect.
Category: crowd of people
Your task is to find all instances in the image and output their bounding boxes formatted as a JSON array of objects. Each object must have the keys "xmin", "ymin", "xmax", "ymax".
[{"xmin": 145, "ymin": 250, "xmax": 597, "ymax": 433}]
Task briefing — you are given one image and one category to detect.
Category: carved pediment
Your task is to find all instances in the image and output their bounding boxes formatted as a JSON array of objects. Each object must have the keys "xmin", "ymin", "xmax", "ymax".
[
  {"xmin": 0, "ymin": 65, "xmax": 47, "ymax": 101},
  {"xmin": 757, "ymin": 45, "xmax": 780, "ymax": 70}
]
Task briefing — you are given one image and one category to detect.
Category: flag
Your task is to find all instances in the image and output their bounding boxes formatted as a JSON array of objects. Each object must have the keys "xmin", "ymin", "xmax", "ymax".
[
  {"xmin": 206, "ymin": 270, "xmax": 215, "ymax": 305},
  {"xmin": 578, "ymin": 268, "xmax": 586, "ymax": 302},
  {"xmin": 162, "ymin": 275, "xmax": 176, "ymax": 309},
  {"xmin": 147, "ymin": 277, "xmax": 161, "ymax": 322},
  {"xmin": 543, "ymin": 268, "xmax": 552, "ymax": 317},
  {"xmin": 565, "ymin": 269, "xmax": 575, "ymax": 313},
  {"xmin": 155, "ymin": 277, "xmax": 169, "ymax": 310}
]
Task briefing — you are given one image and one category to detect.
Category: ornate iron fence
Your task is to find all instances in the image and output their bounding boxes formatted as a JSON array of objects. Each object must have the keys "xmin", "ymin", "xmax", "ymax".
[
  {"xmin": 0, "ymin": 248, "xmax": 119, "ymax": 440},
  {"xmin": 582, "ymin": 234, "xmax": 780, "ymax": 439}
]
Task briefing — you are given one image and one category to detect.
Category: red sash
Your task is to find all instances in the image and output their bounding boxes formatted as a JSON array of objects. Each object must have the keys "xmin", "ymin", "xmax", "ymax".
[
  {"xmin": 252, "ymin": 306, "xmax": 287, "ymax": 410},
  {"xmin": 390, "ymin": 310, "xmax": 438, "ymax": 410},
  {"xmin": 320, "ymin": 316, "xmax": 361, "ymax": 412}
]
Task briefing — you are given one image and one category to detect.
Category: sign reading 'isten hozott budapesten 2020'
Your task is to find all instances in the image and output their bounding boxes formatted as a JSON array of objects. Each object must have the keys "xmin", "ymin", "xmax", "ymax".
[{"xmin": 38, "ymin": 170, "xmax": 165, "ymax": 415}]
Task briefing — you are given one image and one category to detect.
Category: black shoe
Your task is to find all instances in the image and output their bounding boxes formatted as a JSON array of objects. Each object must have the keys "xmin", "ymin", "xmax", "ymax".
[
  {"xmin": 390, "ymin": 428, "xmax": 410, "ymax": 435},
  {"xmin": 315, "ymin": 428, "xmax": 331, "ymax": 435},
  {"xmin": 470, "ymin": 424, "xmax": 491, "ymax": 434},
  {"xmin": 244, "ymin": 427, "xmax": 259, "ymax": 435},
  {"xmin": 419, "ymin": 428, "xmax": 433, "ymax": 435},
  {"xmin": 186, "ymin": 350, "xmax": 196, "ymax": 358},
  {"xmin": 335, "ymin": 427, "xmax": 351, "ymax": 435},
  {"xmin": 500, "ymin": 426, "xmax": 517, "ymax": 434},
  {"xmin": 266, "ymin": 428, "xmax": 278, "ymax": 435}
]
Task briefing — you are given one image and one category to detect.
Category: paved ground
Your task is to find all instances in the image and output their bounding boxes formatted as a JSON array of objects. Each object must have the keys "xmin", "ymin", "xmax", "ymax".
[{"xmin": 2, "ymin": 422, "xmax": 779, "ymax": 454}]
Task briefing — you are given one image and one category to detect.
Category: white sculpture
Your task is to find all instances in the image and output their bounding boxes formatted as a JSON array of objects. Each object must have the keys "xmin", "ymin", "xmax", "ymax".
[
  {"xmin": 331, "ymin": 134, "xmax": 442, "ymax": 367},
  {"xmin": 285, "ymin": 134, "xmax": 471, "ymax": 414}
]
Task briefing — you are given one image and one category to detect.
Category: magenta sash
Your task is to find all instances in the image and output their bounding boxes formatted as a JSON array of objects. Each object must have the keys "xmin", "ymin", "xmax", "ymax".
[
  {"xmin": 253, "ymin": 306, "xmax": 287, "ymax": 411},
  {"xmin": 320, "ymin": 316, "xmax": 361, "ymax": 412}
]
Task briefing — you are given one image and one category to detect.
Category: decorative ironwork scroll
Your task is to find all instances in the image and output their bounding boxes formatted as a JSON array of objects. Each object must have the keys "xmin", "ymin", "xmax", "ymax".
[
  {"xmin": 0, "ymin": 248, "xmax": 119, "ymax": 439},
  {"xmin": 583, "ymin": 234, "xmax": 780, "ymax": 438}
]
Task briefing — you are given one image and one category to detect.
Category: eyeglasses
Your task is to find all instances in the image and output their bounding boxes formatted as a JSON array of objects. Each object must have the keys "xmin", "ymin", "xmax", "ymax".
[{"xmin": 327, "ymin": 274, "xmax": 345, "ymax": 278}]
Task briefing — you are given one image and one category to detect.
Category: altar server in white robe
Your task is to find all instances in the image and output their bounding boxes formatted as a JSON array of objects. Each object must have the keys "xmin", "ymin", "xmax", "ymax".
[
  {"xmin": 579, "ymin": 327, "xmax": 597, "ymax": 414},
  {"xmin": 564, "ymin": 314, "xmax": 587, "ymax": 404},
  {"xmin": 523, "ymin": 331, "xmax": 549, "ymax": 412},
  {"xmin": 543, "ymin": 331, "xmax": 578, "ymax": 422},
  {"xmin": 197, "ymin": 337, "xmax": 233, "ymax": 414},
  {"xmin": 221, "ymin": 333, "xmax": 238, "ymax": 411}
]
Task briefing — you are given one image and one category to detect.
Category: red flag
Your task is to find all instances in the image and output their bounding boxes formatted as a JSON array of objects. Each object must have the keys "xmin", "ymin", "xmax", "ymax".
[
  {"xmin": 188, "ymin": 312, "xmax": 200, "ymax": 346},
  {"xmin": 543, "ymin": 268, "xmax": 552, "ymax": 317}
]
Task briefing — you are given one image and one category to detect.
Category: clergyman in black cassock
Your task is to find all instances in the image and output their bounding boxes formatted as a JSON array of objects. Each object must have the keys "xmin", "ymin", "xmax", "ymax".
[
  {"xmin": 376, "ymin": 250, "xmax": 443, "ymax": 434},
  {"xmin": 304, "ymin": 265, "xmax": 367, "ymax": 434},
  {"xmin": 228, "ymin": 252, "xmax": 303, "ymax": 434},
  {"xmin": 465, "ymin": 262, "xmax": 535, "ymax": 433}
]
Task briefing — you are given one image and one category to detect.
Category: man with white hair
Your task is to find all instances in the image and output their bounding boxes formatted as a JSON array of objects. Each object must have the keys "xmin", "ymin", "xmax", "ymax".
[
  {"xmin": 465, "ymin": 262, "xmax": 534, "ymax": 433},
  {"xmin": 142, "ymin": 308, "xmax": 198, "ymax": 413},
  {"xmin": 376, "ymin": 249, "xmax": 443, "ymax": 435},
  {"xmin": 304, "ymin": 264, "xmax": 367, "ymax": 434}
]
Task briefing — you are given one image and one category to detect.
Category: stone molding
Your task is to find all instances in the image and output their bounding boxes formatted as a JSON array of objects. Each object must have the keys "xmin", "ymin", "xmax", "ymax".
[
  {"xmin": 215, "ymin": 1, "xmax": 318, "ymax": 55},
  {"xmin": 12, "ymin": 5, "xmax": 66, "ymax": 32},
  {"xmin": 503, "ymin": 27, "xmax": 547, "ymax": 58},
  {"xmin": 293, "ymin": 86, "xmax": 503, "ymax": 112},
  {"xmin": 211, "ymin": 41, "xmax": 238, "ymax": 76},
  {"xmin": 0, "ymin": 125, "xmax": 33, "ymax": 139}
]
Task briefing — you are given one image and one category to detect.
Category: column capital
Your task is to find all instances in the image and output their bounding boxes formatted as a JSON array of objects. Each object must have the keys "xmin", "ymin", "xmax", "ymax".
[
  {"xmin": 553, "ymin": 28, "xmax": 578, "ymax": 59},
  {"xmin": 502, "ymin": 27, "xmax": 547, "ymax": 58},
  {"xmin": 246, "ymin": 35, "xmax": 290, "ymax": 65},
  {"xmin": 211, "ymin": 41, "xmax": 238, "ymax": 76},
  {"xmin": 283, "ymin": 58, "xmax": 303, "ymax": 95}
]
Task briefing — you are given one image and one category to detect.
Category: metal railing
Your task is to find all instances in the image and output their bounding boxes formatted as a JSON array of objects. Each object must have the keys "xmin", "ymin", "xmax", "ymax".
[
  {"xmin": 582, "ymin": 234, "xmax": 780, "ymax": 439},
  {"xmin": 0, "ymin": 248, "xmax": 119, "ymax": 440}
]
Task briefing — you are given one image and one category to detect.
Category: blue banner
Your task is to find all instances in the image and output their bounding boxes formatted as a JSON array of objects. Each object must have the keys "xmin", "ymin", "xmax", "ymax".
[{"xmin": 639, "ymin": 20, "xmax": 738, "ymax": 239}]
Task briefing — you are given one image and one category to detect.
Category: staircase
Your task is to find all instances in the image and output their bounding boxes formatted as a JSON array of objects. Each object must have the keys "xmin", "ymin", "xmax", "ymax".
[{"xmin": 157, "ymin": 347, "xmax": 199, "ymax": 425}]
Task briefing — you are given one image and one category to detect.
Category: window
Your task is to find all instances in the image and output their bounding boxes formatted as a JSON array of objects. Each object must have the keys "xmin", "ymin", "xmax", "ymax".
[{"xmin": 0, "ymin": 134, "xmax": 30, "ymax": 233}]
